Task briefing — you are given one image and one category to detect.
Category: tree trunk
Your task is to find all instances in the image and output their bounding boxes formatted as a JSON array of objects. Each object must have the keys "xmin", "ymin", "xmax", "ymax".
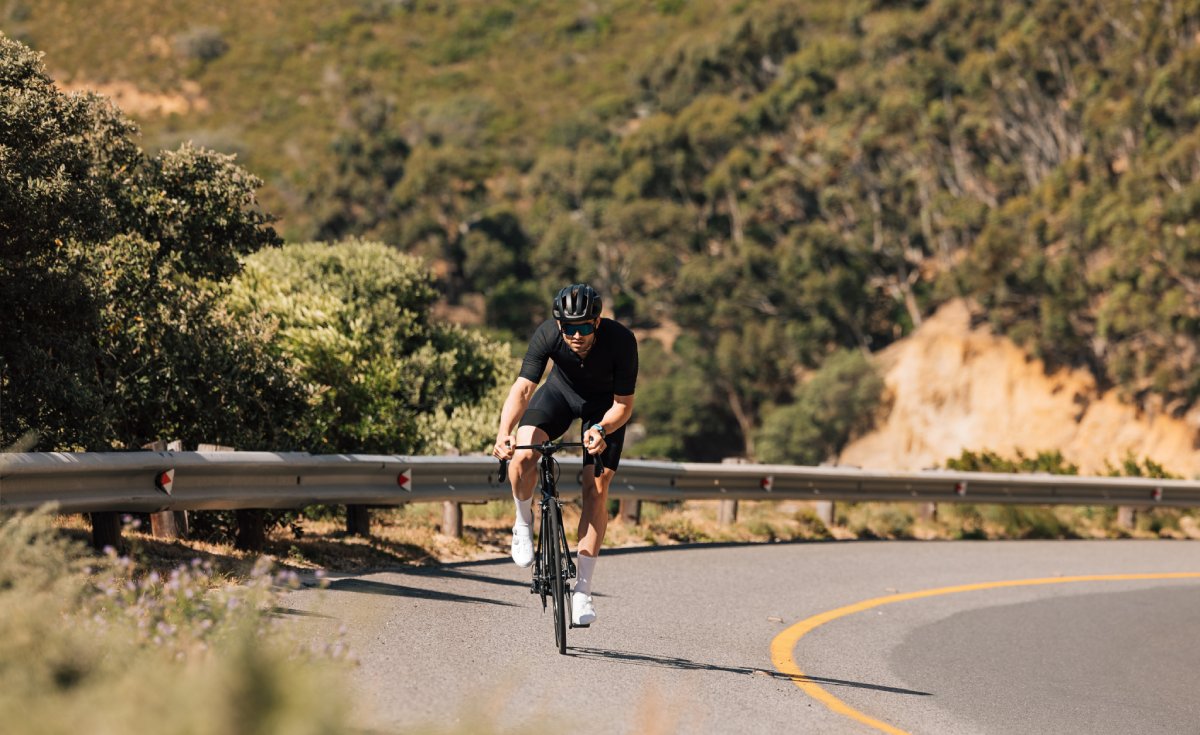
[{"xmin": 723, "ymin": 383, "xmax": 756, "ymax": 459}]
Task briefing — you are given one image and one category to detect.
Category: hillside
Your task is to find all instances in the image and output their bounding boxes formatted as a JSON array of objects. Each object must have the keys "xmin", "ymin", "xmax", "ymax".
[
  {"xmin": 4, "ymin": 0, "xmax": 732, "ymax": 237},
  {"xmin": 6, "ymin": 1, "xmax": 1200, "ymax": 463},
  {"xmin": 841, "ymin": 301, "xmax": 1200, "ymax": 477}
]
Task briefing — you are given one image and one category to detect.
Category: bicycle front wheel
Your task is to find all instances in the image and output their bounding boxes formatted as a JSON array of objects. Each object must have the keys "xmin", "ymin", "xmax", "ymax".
[{"xmin": 547, "ymin": 500, "xmax": 567, "ymax": 655}]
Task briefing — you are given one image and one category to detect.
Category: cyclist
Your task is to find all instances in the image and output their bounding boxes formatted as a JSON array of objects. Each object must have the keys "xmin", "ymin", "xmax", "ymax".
[{"xmin": 492, "ymin": 283, "xmax": 638, "ymax": 627}]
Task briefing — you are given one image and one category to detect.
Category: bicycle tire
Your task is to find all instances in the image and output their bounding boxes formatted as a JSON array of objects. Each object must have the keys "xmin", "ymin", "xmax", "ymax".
[
  {"xmin": 536, "ymin": 504, "xmax": 548, "ymax": 610},
  {"xmin": 548, "ymin": 500, "xmax": 567, "ymax": 654}
]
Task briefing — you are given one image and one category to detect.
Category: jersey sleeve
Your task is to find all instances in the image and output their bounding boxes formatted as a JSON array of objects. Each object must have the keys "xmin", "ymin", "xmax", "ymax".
[
  {"xmin": 518, "ymin": 320, "xmax": 556, "ymax": 383},
  {"xmin": 613, "ymin": 327, "xmax": 638, "ymax": 395}
]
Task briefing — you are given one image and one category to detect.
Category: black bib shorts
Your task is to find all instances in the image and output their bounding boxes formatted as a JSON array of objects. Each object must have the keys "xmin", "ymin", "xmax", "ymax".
[{"xmin": 518, "ymin": 380, "xmax": 626, "ymax": 471}]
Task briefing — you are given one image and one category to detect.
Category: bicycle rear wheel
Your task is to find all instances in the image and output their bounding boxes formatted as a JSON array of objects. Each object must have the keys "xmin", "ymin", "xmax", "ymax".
[{"xmin": 547, "ymin": 500, "xmax": 567, "ymax": 654}]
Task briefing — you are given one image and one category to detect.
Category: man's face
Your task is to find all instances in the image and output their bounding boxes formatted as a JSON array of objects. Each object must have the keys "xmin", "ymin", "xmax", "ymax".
[{"xmin": 559, "ymin": 317, "xmax": 600, "ymax": 353}]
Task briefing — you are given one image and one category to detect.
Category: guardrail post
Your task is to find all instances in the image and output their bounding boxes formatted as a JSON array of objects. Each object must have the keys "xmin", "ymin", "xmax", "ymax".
[
  {"xmin": 198, "ymin": 443, "xmax": 265, "ymax": 552},
  {"xmin": 619, "ymin": 498, "xmax": 641, "ymax": 524},
  {"xmin": 814, "ymin": 500, "xmax": 835, "ymax": 527},
  {"xmin": 718, "ymin": 457, "xmax": 746, "ymax": 526},
  {"xmin": 718, "ymin": 499, "xmax": 738, "ymax": 526},
  {"xmin": 150, "ymin": 506, "xmax": 180, "ymax": 538},
  {"xmin": 236, "ymin": 510, "xmax": 266, "ymax": 551},
  {"xmin": 918, "ymin": 502, "xmax": 937, "ymax": 522},
  {"xmin": 346, "ymin": 505, "xmax": 371, "ymax": 537},
  {"xmin": 143, "ymin": 439, "xmax": 186, "ymax": 539},
  {"xmin": 1117, "ymin": 506, "xmax": 1137, "ymax": 530},
  {"xmin": 442, "ymin": 501, "xmax": 463, "ymax": 537},
  {"xmin": 90, "ymin": 512, "xmax": 122, "ymax": 551}
]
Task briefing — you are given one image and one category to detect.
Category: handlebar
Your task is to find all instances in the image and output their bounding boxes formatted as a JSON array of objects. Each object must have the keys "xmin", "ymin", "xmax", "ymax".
[{"xmin": 496, "ymin": 439, "xmax": 604, "ymax": 484}]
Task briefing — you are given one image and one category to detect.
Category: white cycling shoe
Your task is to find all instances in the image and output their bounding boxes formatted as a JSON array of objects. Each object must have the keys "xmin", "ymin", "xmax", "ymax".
[
  {"xmin": 571, "ymin": 590, "xmax": 596, "ymax": 626},
  {"xmin": 511, "ymin": 525, "xmax": 533, "ymax": 568}
]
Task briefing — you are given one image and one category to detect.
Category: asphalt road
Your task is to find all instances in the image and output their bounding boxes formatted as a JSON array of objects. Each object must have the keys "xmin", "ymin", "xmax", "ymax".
[{"xmin": 283, "ymin": 540, "xmax": 1200, "ymax": 734}]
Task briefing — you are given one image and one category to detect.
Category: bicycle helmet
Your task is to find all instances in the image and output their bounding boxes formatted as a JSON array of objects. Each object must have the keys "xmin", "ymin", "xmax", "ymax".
[{"xmin": 552, "ymin": 283, "xmax": 602, "ymax": 321}]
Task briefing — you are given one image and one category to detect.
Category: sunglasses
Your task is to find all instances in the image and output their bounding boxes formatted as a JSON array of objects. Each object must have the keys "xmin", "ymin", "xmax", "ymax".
[{"xmin": 560, "ymin": 322, "xmax": 595, "ymax": 337}]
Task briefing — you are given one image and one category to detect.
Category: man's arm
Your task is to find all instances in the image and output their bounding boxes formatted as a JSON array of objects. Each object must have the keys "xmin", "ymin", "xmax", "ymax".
[
  {"xmin": 493, "ymin": 377, "xmax": 538, "ymax": 459},
  {"xmin": 583, "ymin": 393, "xmax": 634, "ymax": 455}
]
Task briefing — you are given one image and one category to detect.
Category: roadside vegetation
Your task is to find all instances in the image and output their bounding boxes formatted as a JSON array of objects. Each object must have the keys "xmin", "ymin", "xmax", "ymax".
[
  {"xmin": 0, "ymin": 36, "xmax": 509, "ymax": 457},
  {"xmin": 4, "ymin": 511, "xmax": 351, "ymax": 735}
]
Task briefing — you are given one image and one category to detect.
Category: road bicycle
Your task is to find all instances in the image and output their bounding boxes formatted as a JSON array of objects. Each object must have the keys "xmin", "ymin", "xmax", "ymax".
[{"xmin": 498, "ymin": 440, "xmax": 602, "ymax": 655}]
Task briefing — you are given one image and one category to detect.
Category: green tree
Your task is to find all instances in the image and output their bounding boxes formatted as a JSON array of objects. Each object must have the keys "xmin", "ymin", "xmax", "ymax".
[
  {"xmin": 1, "ymin": 35, "xmax": 299, "ymax": 451},
  {"xmin": 756, "ymin": 348, "xmax": 886, "ymax": 465},
  {"xmin": 303, "ymin": 85, "xmax": 411, "ymax": 243},
  {"xmin": 83, "ymin": 233, "xmax": 311, "ymax": 451},
  {"xmin": 626, "ymin": 337, "xmax": 733, "ymax": 461}
]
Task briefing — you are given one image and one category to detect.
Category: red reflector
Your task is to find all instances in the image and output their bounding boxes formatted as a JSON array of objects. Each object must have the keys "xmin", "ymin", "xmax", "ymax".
[
  {"xmin": 154, "ymin": 468, "xmax": 175, "ymax": 495},
  {"xmin": 397, "ymin": 469, "xmax": 412, "ymax": 490}
]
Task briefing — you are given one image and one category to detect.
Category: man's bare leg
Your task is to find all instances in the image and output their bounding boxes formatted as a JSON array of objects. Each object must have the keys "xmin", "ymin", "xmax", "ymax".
[
  {"xmin": 577, "ymin": 464, "xmax": 612, "ymax": 558},
  {"xmin": 572, "ymin": 463, "xmax": 612, "ymax": 625},
  {"xmin": 508, "ymin": 425, "xmax": 547, "ymax": 567}
]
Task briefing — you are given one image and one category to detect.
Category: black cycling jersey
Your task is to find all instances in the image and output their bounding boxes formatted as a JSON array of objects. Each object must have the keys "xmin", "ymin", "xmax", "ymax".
[
  {"xmin": 518, "ymin": 318, "xmax": 638, "ymax": 398},
  {"xmin": 516, "ymin": 318, "xmax": 638, "ymax": 471}
]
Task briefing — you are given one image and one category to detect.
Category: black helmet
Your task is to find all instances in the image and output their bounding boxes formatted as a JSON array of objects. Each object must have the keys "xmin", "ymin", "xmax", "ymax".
[{"xmin": 552, "ymin": 283, "xmax": 602, "ymax": 321}]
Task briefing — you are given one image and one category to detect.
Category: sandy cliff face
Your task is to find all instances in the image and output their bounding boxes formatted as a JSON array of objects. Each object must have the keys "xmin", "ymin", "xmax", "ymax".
[{"xmin": 839, "ymin": 300, "xmax": 1200, "ymax": 478}]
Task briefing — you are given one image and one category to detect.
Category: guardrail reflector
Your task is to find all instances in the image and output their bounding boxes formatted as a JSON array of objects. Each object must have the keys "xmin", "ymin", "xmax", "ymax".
[
  {"xmin": 155, "ymin": 469, "xmax": 175, "ymax": 495},
  {"xmin": 397, "ymin": 469, "xmax": 412, "ymax": 491},
  {"xmin": 1152, "ymin": 487, "xmax": 1163, "ymax": 502},
  {"xmin": 761, "ymin": 476, "xmax": 774, "ymax": 491},
  {"xmin": 954, "ymin": 481, "xmax": 967, "ymax": 497}
]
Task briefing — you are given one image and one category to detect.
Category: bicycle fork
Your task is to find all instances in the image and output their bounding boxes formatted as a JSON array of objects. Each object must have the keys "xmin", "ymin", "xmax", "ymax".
[{"xmin": 530, "ymin": 497, "xmax": 576, "ymax": 596}]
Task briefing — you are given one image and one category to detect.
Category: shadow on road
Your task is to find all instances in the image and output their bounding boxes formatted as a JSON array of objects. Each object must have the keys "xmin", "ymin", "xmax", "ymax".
[
  {"xmin": 567, "ymin": 647, "xmax": 930, "ymax": 696},
  {"xmin": 268, "ymin": 606, "xmax": 336, "ymax": 619},
  {"xmin": 328, "ymin": 578, "xmax": 517, "ymax": 607},
  {"xmin": 408, "ymin": 565, "xmax": 531, "ymax": 590}
]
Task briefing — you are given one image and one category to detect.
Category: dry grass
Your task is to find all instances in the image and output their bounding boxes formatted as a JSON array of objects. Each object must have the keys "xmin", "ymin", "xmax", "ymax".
[{"xmin": 54, "ymin": 498, "xmax": 1200, "ymax": 585}]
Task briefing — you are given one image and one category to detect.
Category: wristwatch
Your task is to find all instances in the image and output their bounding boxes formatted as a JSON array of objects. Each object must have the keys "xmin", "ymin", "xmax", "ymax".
[{"xmin": 590, "ymin": 423, "xmax": 606, "ymax": 438}]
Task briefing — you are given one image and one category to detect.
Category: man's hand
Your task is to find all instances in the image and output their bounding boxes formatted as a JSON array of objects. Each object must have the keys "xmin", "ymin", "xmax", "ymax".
[
  {"xmin": 583, "ymin": 427, "xmax": 607, "ymax": 456},
  {"xmin": 492, "ymin": 435, "xmax": 515, "ymax": 461}
]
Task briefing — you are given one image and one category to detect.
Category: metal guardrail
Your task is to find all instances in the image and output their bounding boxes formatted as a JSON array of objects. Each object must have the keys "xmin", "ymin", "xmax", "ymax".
[{"xmin": 2, "ymin": 451, "xmax": 1198, "ymax": 513}]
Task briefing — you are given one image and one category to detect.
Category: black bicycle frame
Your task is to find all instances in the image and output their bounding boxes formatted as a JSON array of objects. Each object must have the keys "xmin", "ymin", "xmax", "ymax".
[
  {"xmin": 498, "ymin": 439, "xmax": 604, "ymax": 650},
  {"xmin": 498, "ymin": 440, "xmax": 602, "ymax": 591}
]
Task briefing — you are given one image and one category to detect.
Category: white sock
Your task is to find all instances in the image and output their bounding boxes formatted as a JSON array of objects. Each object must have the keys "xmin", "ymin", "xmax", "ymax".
[
  {"xmin": 575, "ymin": 553, "xmax": 597, "ymax": 596},
  {"xmin": 513, "ymin": 496, "xmax": 533, "ymax": 528}
]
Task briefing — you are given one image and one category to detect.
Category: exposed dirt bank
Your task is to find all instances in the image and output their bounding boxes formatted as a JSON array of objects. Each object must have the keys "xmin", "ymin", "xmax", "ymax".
[{"xmin": 840, "ymin": 300, "xmax": 1200, "ymax": 478}]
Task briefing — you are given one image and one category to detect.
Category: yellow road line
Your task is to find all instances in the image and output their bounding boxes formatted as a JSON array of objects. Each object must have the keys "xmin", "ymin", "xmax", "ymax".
[{"xmin": 769, "ymin": 573, "xmax": 1200, "ymax": 734}]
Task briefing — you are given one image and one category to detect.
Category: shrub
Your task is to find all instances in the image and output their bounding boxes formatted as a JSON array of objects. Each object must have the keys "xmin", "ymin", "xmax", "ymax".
[
  {"xmin": 840, "ymin": 503, "xmax": 914, "ymax": 539},
  {"xmin": 756, "ymin": 349, "xmax": 885, "ymax": 465},
  {"xmin": 173, "ymin": 27, "xmax": 230, "ymax": 62},
  {"xmin": 980, "ymin": 505, "xmax": 1070, "ymax": 539},
  {"xmin": 648, "ymin": 513, "xmax": 705, "ymax": 543},
  {"xmin": 0, "ymin": 510, "xmax": 350, "ymax": 733},
  {"xmin": 792, "ymin": 507, "xmax": 832, "ymax": 540}
]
